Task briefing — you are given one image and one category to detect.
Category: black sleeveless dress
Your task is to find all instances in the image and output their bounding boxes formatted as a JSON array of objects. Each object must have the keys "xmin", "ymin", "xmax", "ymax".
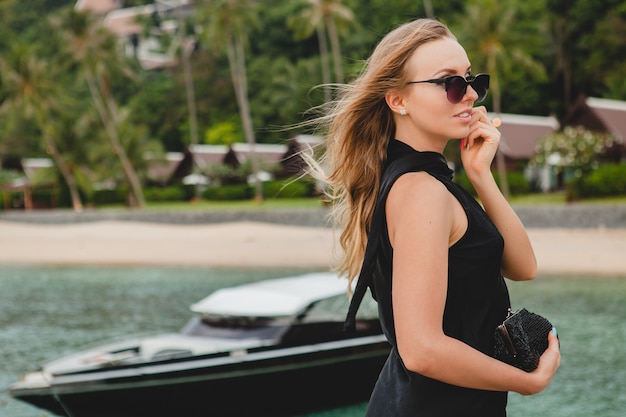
[{"xmin": 345, "ymin": 139, "xmax": 512, "ymax": 416}]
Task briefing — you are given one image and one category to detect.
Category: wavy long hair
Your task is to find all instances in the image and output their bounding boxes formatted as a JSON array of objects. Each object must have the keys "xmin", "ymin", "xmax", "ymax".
[{"xmin": 311, "ymin": 19, "xmax": 455, "ymax": 285}]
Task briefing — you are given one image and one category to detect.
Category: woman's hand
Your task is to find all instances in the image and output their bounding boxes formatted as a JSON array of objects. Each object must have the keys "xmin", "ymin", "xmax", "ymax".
[
  {"xmin": 522, "ymin": 330, "xmax": 561, "ymax": 395},
  {"xmin": 459, "ymin": 106, "xmax": 537, "ymax": 281},
  {"xmin": 459, "ymin": 106, "xmax": 501, "ymax": 182}
]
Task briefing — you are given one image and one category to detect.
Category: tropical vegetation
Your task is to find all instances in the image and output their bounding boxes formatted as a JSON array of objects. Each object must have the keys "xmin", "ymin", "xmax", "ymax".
[{"xmin": 0, "ymin": 0, "xmax": 625, "ymax": 210}]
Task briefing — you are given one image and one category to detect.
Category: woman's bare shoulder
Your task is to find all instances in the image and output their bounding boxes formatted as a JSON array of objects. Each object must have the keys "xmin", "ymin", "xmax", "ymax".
[
  {"xmin": 386, "ymin": 171, "xmax": 453, "ymax": 224},
  {"xmin": 389, "ymin": 171, "xmax": 450, "ymax": 202}
]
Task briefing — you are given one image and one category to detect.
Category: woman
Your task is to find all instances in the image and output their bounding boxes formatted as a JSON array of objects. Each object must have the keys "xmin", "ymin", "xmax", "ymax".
[{"xmin": 313, "ymin": 19, "xmax": 561, "ymax": 416}]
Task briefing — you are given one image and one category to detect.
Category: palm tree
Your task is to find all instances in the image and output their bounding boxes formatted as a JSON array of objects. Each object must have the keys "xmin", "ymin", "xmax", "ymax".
[
  {"xmin": 82, "ymin": 108, "xmax": 163, "ymax": 191},
  {"xmin": 455, "ymin": 0, "xmax": 546, "ymax": 199},
  {"xmin": 288, "ymin": 0, "xmax": 356, "ymax": 99},
  {"xmin": 322, "ymin": 0, "xmax": 354, "ymax": 85},
  {"xmin": 423, "ymin": 0, "xmax": 434, "ymax": 17},
  {"xmin": 51, "ymin": 9, "xmax": 146, "ymax": 208},
  {"xmin": 289, "ymin": 2, "xmax": 331, "ymax": 102},
  {"xmin": 0, "ymin": 43, "xmax": 84, "ymax": 211},
  {"xmin": 196, "ymin": 0, "xmax": 263, "ymax": 202},
  {"xmin": 548, "ymin": 14, "xmax": 573, "ymax": 107}
]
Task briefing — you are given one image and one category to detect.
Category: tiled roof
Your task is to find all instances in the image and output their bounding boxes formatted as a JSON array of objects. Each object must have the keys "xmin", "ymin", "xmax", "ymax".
[
  {"xmin": 585, "ymin": 97, "xmax": 626, "ymax": 142},
  {"xmin": 146, "ymin": 152, "xmax": 184, "ymax": 182},
  {"xmin": 75, "ymin": 0, "xmax": 121, "ymax": 15},
  {"xmin": 102, "ymin": 5, "xmax": 154, "ymax": 36},
  {"xmin": 188, "ymin": 145, "xmax": 230, "ymax": 170},
  {"xmin": 488, "ymin": 113, "xmax": 560, "ymax": 159},
  {"xmin": 231, "ymin": 143, "xmax": 288, "ymax": 164}
]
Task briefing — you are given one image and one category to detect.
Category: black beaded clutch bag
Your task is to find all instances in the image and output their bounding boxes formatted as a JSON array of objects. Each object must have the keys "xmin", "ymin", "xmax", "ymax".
[{"xmin": 493, "ymin": 308, "xmax": 554, "ymax": 372}]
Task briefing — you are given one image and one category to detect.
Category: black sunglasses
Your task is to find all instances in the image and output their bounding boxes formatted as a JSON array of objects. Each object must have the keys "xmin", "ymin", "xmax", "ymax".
[{"xmin": 406, "ymin": 73, "xmax": 490, "ymax": 104}]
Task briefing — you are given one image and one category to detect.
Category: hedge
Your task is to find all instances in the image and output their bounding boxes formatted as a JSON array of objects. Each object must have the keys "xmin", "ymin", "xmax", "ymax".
[
  {"xmin": 454, "ymin": 170, "xmax": 531, "ymax": 196},
  {"xmin": 567, "ymin": 164, "xmax": 626, "ymax": 200},
  {"xmin": 144, "ymin": 186, "xmax": 188, "ymax": 202},
  {"xmin": 262, "ymin": 178, "xmax": 314, "ymax": 199},
  {"xmin": 202, "ymin": 184, "xmax": 252, "ymax": 200}
]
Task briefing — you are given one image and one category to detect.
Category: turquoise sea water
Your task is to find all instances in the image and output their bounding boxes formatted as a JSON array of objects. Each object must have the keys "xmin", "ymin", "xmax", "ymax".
[{"xmin": 0, "ymin": 265, "xmax": 624, "ymax": 417}]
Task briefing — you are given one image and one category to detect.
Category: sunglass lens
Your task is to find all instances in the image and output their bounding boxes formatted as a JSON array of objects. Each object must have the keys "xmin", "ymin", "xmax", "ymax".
[
  {"xmin": 473, "ymin": 74, "xmax": 490, "ymax": 102},
  {"xmin": 446, "ymin": 76, "xmax": 467, "ymax": 104}
]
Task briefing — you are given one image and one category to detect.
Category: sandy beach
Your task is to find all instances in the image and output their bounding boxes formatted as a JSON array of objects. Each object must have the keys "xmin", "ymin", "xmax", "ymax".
[{"xmin": 0, "ymin": 220, "xmax": 625, "ymax": 276}]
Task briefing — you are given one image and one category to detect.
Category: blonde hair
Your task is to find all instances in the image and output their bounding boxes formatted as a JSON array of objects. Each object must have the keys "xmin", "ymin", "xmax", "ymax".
[{"xmin": 312, "ymin": 19, "xmax": 455, "ymax": 285}]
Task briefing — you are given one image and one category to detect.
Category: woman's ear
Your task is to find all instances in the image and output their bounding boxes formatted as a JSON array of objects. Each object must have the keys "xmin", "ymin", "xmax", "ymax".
[{"xmin": 385, "ymin": 90, "xmax": 406, "ymax": 116}]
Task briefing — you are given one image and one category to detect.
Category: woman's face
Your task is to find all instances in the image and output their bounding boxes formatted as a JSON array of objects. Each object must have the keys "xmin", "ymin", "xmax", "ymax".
[{"xmin": 398, "ymin": 37, "xmax": 479, "ymax": 147}]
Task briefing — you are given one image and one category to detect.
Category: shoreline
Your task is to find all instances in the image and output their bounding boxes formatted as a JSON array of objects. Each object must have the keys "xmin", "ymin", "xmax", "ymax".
[
  {"xmin": 1, "ymin": 203, "xmax": 626, "ymax": 229},
  {"xmin": 0, "ymin": 220, "xmax": 625, "ymax": 276}
]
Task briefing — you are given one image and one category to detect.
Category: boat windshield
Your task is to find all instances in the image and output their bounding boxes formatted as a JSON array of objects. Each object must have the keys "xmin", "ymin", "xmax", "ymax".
[
  {"xmin": 300, "ymin": 292, "xmax": 378, "ymax": 323},
  {"xmin": 181, "ymin": 289, "xmax": 378, "ymax": 340},
  {"xmin": 180, "ymin": 316, "xmax": 288, "ymax": 341}
]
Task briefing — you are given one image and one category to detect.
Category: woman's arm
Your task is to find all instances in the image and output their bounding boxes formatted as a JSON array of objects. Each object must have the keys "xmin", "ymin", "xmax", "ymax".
[
  {"xmin": 461, "ymin": 107, "xmax": 536, "ymax": 281},
  {"xmin": 386, "ymin": 172, "xmax": 559, "ymax": 394}
]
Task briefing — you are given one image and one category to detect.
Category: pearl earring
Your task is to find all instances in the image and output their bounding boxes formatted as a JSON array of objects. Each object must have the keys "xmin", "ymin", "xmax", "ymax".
[{"xmin": 400, "ymin": 109, "xmax": 406, "ymax": 116}]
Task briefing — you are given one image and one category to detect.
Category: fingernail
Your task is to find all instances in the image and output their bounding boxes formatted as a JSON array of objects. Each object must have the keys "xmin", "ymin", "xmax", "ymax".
[{"xmin": 551, "ymin": 327, "xmax": 558, "ymax": 337}]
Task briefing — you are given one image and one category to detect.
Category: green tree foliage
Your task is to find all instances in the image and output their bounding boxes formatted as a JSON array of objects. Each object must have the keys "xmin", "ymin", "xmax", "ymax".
[
  {"xmin": 1, "ymin": 0, "xmax": 625, "ymax": 205},
  {"xmin": 51, "ymin": 8, "xmax": 148, "ymax": 207},
  {"xmin": 576, "ymin": 164, "xmax": 626, "ymax": 198},
  {"xmin": 195, "ymin": 0, "xmax": 264, "ymax": 201},
  {"xmin": 287, "ymin": 0, "xmax": 357, "ymax": 101},
  {"xmin": 584, "ymin": 3, "xmax": 626, "ymax": 99},
  {"xmin": 127, "ymin": 71, "xmax": 189, "ymax": 151},
  {"xmin": 0, "ymin": 42, "xmax": 85, "ymax": 211},
  {"xmin": 204, "ymin": 119, "xmax": 242, "ymax": 145},
  {"xmin": 545, "ymin": 0, "xmax": 626, "ymax": 115}
]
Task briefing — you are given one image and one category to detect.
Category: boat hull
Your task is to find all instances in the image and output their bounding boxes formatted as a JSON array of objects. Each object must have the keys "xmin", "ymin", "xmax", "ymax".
[{"xmin": 12, "ymin": 335, "xmax": 389, "ymax": 417}]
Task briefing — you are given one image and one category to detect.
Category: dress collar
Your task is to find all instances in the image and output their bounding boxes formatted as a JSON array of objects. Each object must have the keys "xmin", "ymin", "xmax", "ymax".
[{"xmin": 386, "ymin": 139, "xmax": 453, "ymax": 181}]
